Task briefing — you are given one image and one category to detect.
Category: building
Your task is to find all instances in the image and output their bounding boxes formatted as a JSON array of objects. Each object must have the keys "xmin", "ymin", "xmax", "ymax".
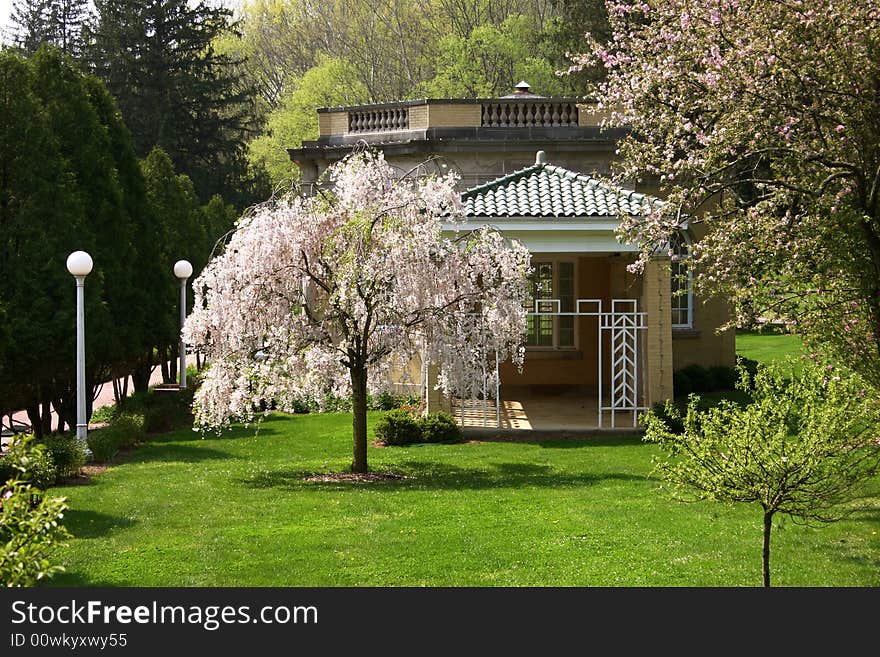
[{"xmin": 288, "ymin": 84, "xmax": 735, "ymax": 431}]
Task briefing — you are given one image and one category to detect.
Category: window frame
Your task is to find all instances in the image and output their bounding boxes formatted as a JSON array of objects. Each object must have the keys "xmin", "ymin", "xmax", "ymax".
[
  {"xmin": 525, "ymin": 258, "xmax": 578, "ymax": 350},
  {"xmin": 670, "ymin": 231, "xmax": 694, "ymax": 329}
]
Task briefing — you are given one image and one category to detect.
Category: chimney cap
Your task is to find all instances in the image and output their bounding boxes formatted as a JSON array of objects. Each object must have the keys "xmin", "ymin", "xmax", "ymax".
[{"xmin": 500, "ymin": 81, "xmax": 543, "ymax": 98}]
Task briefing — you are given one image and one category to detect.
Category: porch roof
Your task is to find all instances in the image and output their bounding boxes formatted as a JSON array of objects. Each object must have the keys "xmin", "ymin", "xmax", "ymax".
[{"xmin": 461, "ymin": 151, "xmax": 662, "ymax": 219}]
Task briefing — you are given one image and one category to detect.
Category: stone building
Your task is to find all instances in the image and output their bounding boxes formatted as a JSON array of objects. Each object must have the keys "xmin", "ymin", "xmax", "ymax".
[{"xmin": 288, "ymin": 84, "xmax": 735, "ymax": 430}]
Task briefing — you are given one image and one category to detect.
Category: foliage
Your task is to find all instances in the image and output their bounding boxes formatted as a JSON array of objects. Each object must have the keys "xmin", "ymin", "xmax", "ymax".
[
  {"xmin": 247, "ymin": 56, "xmax": 370, "ymax": 190},
  {"xmin": 85, "ymin": 429, "xmax": 119, "ymax": 463},
  {"xmin": 0, "ymin": 437, "xmax": 58, "ymax": 490},
  {"xmin": 185, "ymin": 150, "xmax": 531, "ymax": 472},
  {"xmin": 42, "ymin": 434, "xmax": 86, "ymax": 481},
  {"xmin": 417, "ymin": 411, "xmax": 462, "ymax": 444},
  {"xmin": 418, "ymin": 14, "xmax": 579, "ymax": 98},
  {"xmin": 373, "ymin": 408, "xmax": 423, "ymax": 446},
  {"xmin": 672, "ymin": 363, "xmax": 741, "ymax": 398},
  {"xmin": 9, "ymin": 0, "xmax": 91, "ymax": 57},
  {"xmin": 0, "ymin": 434, "xmax": 70, "ymax": 586},
  {"xmin": 87, "ymin": 0, "xmax": 263, "ymax": 207},
  {"xmin": 643, "ymin": 359, "xmax": 880, "ymax": 586},
  {"xmin": 105, "ymin": 411, "xmax": 146, "ymax": 449},
  {"xmin": 575, "ymin": 0, "xmax": 880, "ymax": 387}
]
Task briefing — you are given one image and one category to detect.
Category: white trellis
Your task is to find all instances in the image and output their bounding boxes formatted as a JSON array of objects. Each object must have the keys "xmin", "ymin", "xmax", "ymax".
[
  {"xmin": 599, "ymin": 299, "xmax": 648, "ymax": 428},
  {"xmin": 448, "ymin": 298, "xmax": 648, "ymax": 429}
]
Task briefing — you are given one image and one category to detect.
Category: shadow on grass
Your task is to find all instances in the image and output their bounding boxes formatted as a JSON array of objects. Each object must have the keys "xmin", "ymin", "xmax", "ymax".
[
  {"xmin": 239, "ymin": 459, "xmax": 650, "ymax": 492},
  {"xmin": 461, "ymin": 434, "xmax": 646, "ymax": 449},
  {"xmin": 148, "ymin": 422, "xmax": 284, "ymax": 444},
  {"xmin": 129, "ymin": 444, "xmax": 237, "ymax": 464},
  {"xmin": 63, "ymin": 509, "xmax": 136, "ymax": 539},
  {"xmin": 49, "ymin": 570, "xmax": 118, "ymax": 587}
]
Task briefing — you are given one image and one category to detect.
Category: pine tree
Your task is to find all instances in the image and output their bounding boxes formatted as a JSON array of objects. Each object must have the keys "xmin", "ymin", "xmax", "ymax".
[
  {"xmin": 88, "ymin": 1, "xmax": 261, "ymax": 206},
  {"xmin": 10, "ymin": 0, "xmax": 91, "ymax": 57},
  {"xmin": 9, "ymin": 0, "xmax": 53, "ymax": 54}
]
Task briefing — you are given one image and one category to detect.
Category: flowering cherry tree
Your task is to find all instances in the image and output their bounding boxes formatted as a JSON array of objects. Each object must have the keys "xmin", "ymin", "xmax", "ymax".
[
  {"xmin": 184, "ymin": 150, "xmax": 530, "ymax": 473},
  {"xmin": 573, "ymin": 0, "xmax": 880, "ymax": 383}
]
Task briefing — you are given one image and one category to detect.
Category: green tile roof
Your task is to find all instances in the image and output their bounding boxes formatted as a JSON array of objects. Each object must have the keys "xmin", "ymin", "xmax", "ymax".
[{"xmin": 462, "ymin": 159, "xmax": 661, "ymax": 218}]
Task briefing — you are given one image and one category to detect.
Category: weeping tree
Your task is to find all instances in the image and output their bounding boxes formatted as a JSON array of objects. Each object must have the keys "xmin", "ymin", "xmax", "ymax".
[
  {"xmin": 644, "ymin": 359, "xmax": 880, "ymax": 587},
  {"xmin": 185, "ymin": 150, "xmax": 531, "ymax": 473}
]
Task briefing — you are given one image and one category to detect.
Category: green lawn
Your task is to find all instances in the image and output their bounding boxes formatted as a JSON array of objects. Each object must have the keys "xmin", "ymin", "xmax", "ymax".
[
  {"xmin": 736, "ymin": 328, "xmax": 805, "ymax": 374},
  {"xmin": 51, "ymin": 411, "xmax": 880, "ymax": 587}
]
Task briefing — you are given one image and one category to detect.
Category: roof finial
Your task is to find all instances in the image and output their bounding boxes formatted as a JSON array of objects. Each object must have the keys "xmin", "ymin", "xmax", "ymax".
[{"xmin": 535, "ymin": 150, "xmax": 547, "ymax": 165}]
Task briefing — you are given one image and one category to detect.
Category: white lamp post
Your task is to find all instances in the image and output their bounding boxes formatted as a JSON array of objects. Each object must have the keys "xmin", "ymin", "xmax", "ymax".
[
  {"xmin": 173, "ymin": 260, "xmax": 193, "ymax": 389},
  {"xmin": 66, "ymin": 250, "xmax": 93, "ymax": 445}
]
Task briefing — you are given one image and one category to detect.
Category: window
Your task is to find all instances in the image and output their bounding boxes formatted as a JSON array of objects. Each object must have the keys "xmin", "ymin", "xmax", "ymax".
[
  {"xmin": 670, "ymin": 232, "xmax": 693, "ymax": 328},
  {"xmin": 526, "ymin": 260, "xmax": 575, "ymax": 348}
]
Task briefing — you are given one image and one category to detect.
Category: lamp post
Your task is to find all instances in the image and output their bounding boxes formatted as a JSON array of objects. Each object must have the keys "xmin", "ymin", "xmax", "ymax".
[
  {"xmin": 173, "ymin": 260, "xmax": 193, "ymax": 389},
  {"xmin": 66, "ymin": 250, "xmax": 93, "ymax": 445}
]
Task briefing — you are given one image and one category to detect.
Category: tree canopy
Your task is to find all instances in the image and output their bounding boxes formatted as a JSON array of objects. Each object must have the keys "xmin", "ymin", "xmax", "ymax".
[
  {"xmin": 575, "ymin": 0, "xmax": 880, "ymax": 385},
  {"xmin": 185, "ymin": 150, "xmax": 531, "ymax": 472},
  {"xmin": 645, "ymin": 359, "xmax": 880, "ymax": 586},
  {"xmin": 87, "ymin": 0, "xmax": 265, "ymax": 206}
]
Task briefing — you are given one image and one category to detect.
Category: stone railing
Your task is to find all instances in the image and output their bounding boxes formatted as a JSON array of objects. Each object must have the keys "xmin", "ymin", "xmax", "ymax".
[
  {"xmin": 348, "ymin": 107, "xmax": 410, "ymax": 133},
  {"xmin": 480, "ymin": 101, "xmax": 580, "ymax": 128}
]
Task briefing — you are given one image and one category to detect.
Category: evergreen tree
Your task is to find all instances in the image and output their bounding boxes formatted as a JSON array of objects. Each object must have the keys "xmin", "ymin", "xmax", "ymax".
[
  {"xmin": 0, "ymin": 48, "xmax": 85, "ymax": 435},
  {"xmin": 10, "ymin": 0, "xmax": 91, "ymax": 57},
  {"xmin": 9, "ymin": 0, "xmax": 54, "ymax": 54},
  {"xmin": 88, "ymin": 1, "xmax": 262, "ymax": 206}
]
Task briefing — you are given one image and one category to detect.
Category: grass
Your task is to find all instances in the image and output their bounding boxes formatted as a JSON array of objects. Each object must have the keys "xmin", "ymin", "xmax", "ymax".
[
  {"xmin": 736, "ymin": 328, "xmax": 805, "ymax": 375},
  {"xmin": 50, "ymin": 411, "xmax": 880, "ymax": 587}
]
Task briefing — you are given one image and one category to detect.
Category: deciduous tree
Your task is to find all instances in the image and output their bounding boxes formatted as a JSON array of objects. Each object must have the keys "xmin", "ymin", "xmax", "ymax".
[
  {"xmin": 573, "ymin": 0, "xmax": 880, "ymax": 385},
  {"xmin": 644, "ymin": 360, "xmax": 880, "ymax": 587},
  {"xmin": 185, "ymin": 150, "xmax": 531, "ymax": 473}
]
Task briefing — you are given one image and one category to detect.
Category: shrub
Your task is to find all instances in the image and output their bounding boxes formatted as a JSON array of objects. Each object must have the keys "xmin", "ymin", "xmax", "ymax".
[
  {"xmin": 708, "ymin": 365, "xmax": 739, "ymax": 391},
  {"xmin": 42, "ymin": 434, "xmax": 86, "ymax": 482},
  {"xmin": 647, "ymin": 401, "xmax": 685, "ymax": 435},
  {"xmin": 0, "ymin": 435, "xmax": 70, "ymax": 586},
  {"xmin": 418, "ymin": 411, "xmax": 462, "ymax": 443},
  {"xmin": 672, "ymin": 370, "xmax": 693, "ymax": 398},
  {"xmin": 680, "ymin": 364, "xmax": 713, "ymax": 393},
  {"xmin": 0, "ymin": 438, "xmax": 58, "ymax": 490},
  {"xmin": 86, "ymin": 429, "xmax": 119, "ymax": 463},
  {"xmin": 90, "ymin": 404, "xmax": 117, "ymax": 424},
  {"xmin": 106, "ymin": 411, "xmax": 146, "ymax": 449},
  {"xmin": 374, "ymin": 409, "xmax": 422, "ymax": 446},
  {"xmin": 143, "ymin": 390, "xmax": 193, "ymax": 433}
]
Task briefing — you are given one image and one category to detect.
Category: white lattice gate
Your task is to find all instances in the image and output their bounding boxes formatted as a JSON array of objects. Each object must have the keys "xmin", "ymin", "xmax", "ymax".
[
  {"xmin": 449, "ymin": 298, "xmax": 648, "ymax": 429},
  {"xmin": 599, "ymin": 299, "xmax": 648, "ymax": 428}
]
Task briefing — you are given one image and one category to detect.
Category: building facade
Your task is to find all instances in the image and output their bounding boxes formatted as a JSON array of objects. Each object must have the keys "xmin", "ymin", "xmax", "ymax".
[{"xmin": 289, "ymin": 87, "xmax": 735, "ymax": 430}]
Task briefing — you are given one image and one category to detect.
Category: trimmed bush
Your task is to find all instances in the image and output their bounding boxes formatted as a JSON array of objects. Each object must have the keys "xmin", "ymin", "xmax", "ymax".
[
  {"xmin": 680, "ymin": 364, "xmax": 713, "ymax": 393},
  {"xmin": 86, "ymin": 429, "xmax": 120, "ymax": 463},
  {"xmin": 0, "ymin": 437, "xmax": 58, "ymax": 489},
  {"xmin": 673, "ymin": 364, "xmax": 741, "ymax": 398},
  {"xmin": 648, "ymin": 401, "xmax": 685, "ymax": 435},
  {"xmin": 672, "ymin": 370, "xmax": 693, "ymax": 398},
  {"xmin": 374, "ymin": 409, "xmax": 422, "ymax": 446},
  {"xmin": 42, "ymin": 434, "xmax": 86, "ymax": 481},
  {"xmin": 709, "ymin": 365, "xmax": 739, "ymax": 391},
  {"xmin": 418, "ymin": 412, "xmax": 462, "ymax": 443},
  {"xmin": 143, "ymin": 391, "xmax": 193, "ymax": 434},
  {"xmin": 106, "ymin": 411, "xmax": 146, "ymax": 449}
]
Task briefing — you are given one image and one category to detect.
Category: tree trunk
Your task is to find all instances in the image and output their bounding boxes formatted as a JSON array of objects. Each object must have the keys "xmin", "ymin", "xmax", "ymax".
[
  {"xmin": 26, "ymin": 402, "xmax": 43, "ymax": 439},
  {"xmin": 762, "ymin": 510, "xmax": 773, "ymax": 588},
  {"xmin": 350, "ymin": 364, "xmax": 369, "ymax": 474},
  {"xmin": 133, "ymin": 354, "xmax": 152, "ymax": 394},
  {"xmin": 40, "ymin": 398, "xmax": 53, "ymax": 435}
]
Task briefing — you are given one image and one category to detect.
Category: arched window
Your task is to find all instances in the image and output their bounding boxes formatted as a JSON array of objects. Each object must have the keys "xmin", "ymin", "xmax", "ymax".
[{"xmin": 670, "ymin": 231, "xmax": 693, "ymax": 328}]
